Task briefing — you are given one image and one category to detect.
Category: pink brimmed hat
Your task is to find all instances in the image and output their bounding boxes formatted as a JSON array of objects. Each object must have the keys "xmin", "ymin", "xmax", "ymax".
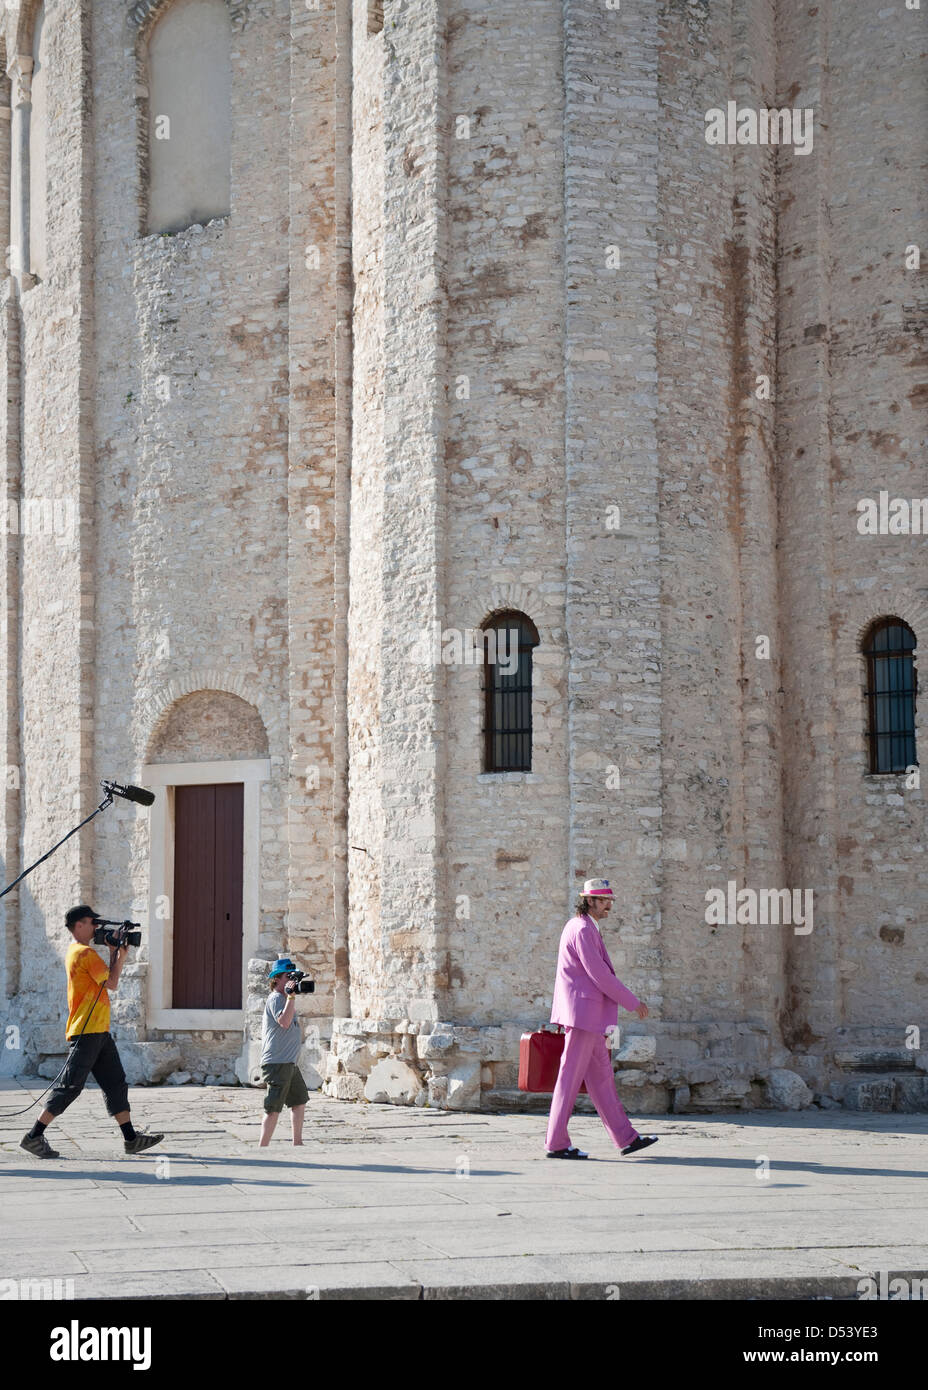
[{"xmin": 583, "ymin": 878, "xmax": 613, "ymax": 896}]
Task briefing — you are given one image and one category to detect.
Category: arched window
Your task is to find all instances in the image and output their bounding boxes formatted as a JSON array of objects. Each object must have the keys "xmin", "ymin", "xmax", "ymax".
[
  {"xmin": 145, "ymin": 0, "xmax": 231, "ymax": 235},
  {"xmin": 482, "ymin": 611, "xmax": 539, "ymax": 772},
  {"xmin": 864, "ymin": 619, "xmax": 917, "ymax": 774}
]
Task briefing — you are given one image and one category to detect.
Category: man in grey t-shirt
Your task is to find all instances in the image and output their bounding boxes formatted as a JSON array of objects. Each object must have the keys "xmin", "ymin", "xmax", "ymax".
[{"xmin": 259, "ymin": 958, "xmax": 309, "ymax": 1147}]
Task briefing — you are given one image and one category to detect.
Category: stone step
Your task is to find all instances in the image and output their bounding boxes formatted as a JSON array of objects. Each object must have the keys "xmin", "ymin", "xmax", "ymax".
[
  {"xmin": 834, "ymin": 1047, "xmax": 918, "ymax": 1073},
  {"xmin": 37, "ymin": 1056, "xmax": 68, "ymax": 1079},
  {"xmin": 832, "ymin": 1027, "xmax": 916, "ymax": 1049},
  {"xmin": 843, "ymin": 1074, "xmax": 928, "ymax": 1112},
  {"xmin": 482, "ymin": 1088, "xmax": 588, "ymax": 1114}
]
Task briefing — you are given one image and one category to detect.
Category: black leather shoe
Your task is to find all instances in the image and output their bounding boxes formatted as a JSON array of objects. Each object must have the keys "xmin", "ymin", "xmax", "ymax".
[
  {"xmin": 545, "ymin": 1147, "xmax": 589, "ymax": 1159},
  {"xmin": 621, "ymin": 1135, "xmax": 658, "ymax": 1155}
]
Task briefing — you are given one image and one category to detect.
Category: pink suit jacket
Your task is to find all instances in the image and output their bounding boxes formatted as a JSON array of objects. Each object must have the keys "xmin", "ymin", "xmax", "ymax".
[{"xmin": 550, "ymin": 913, "xmax": 641, "ymax": 1033}]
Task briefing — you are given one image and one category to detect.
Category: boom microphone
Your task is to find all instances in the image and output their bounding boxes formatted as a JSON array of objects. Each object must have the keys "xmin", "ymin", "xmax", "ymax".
[{"xmin": 101, "ymin": 780, "xmax": 156, "ymax": 808}]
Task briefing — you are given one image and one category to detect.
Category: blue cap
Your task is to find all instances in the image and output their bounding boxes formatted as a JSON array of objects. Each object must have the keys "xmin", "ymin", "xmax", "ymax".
[{"xmin": 268, "ymin": 957, "xmax": 296, "ymax": 979}]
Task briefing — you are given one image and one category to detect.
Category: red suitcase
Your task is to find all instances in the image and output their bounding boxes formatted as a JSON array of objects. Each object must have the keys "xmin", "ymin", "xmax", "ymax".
[{"xmin": 518, "ymin": 1025, "xmax": 587, "ymax": 1093}]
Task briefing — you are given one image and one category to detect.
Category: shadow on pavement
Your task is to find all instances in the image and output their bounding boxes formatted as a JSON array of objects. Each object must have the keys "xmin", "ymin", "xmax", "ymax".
[
  {"xmin": 0, "ymin": 1157, "xmax": 516, "ymax": 1181},
  {"xmin": 634, "ymin": 1154, "xmax": 928, "ymax": 1179}
]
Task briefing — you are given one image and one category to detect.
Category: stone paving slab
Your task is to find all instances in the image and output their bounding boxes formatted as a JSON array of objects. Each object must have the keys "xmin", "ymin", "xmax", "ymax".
[
  {"xmin": 2, "ymin": 1078, "xmax": 927, "ymax": 1300},
  {"xmin": 212, "ymin": 1262, "xmax": 422, "ymax": 1300},
  {"xmin": 79, "ymin": 1235, "xmax": 443, "ymax": 1274},
  {"xmin": 45, "ymin": 1270, "xmax": 230, "ymax": 1300}
]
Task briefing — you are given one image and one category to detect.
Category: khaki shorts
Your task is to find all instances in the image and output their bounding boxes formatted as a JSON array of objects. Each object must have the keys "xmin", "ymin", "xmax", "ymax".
[{"xmin": 262, "ymin": 1062, "xmax": 309, "ymax": 1113}]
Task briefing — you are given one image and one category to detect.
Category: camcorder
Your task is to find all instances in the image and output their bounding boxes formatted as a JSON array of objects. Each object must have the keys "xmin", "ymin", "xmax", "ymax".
[
  {"xmin": 92, "ymin": 916, "xmax": 142, "ymax": 949},
  {"xmin": 285, "ymin": 968, "xmax": 314, "ymax": 995}
]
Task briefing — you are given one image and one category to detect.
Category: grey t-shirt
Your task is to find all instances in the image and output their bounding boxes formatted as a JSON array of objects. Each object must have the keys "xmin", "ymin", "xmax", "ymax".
[{"xmin": 261, "ymin": 989, "xmax": 302, "ymax": 1065}]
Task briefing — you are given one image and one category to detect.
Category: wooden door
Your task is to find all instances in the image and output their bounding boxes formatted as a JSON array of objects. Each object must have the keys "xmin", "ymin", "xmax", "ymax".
[{"xmin": 172, "ymin": 783, "xmax": 244, "ymax": 1009}]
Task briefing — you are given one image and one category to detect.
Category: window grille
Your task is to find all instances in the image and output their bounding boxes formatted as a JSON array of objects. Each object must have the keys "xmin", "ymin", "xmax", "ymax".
[
  {"xmin": 864, "ymin": 619, "xmax": 917, "ymax": 773},
  {"xmin": 483, "ymin": 613, "xmax": 539, "ymax": 772}
]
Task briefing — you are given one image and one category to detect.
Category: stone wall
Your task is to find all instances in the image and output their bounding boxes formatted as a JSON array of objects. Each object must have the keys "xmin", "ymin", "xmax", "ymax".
[
  {"xmin": 333, "ymin": 0, "xmax": 927, "ymax": 1115},
  {"xmin": 346, "ymin": 0, "xmax": 386, "ymax": 1016},
  {"xmin": 89, "ymin": 0, "xmax": 295, "ymax": 1082},
  {"xmin": 653, "ymin": 0, "xmax": 784, "ymax": 1065},
  {"xmin": 0, "ymin": 0, "xmax": 96, "ymax": 1075},
  {"xmin": 441, "ymin": 0, "xmax": 569, "ymax": 1026},
  {"xmin": 0, "ymin": 0, "xmax": 924, "ymax": 1115},
  {"xmin": 775, "ymin": 0, "xmax": 928, "ymax": 1104},
  {"xmin": 0, "ymin": 0, "xmax": 322, "ymax": 1082}
]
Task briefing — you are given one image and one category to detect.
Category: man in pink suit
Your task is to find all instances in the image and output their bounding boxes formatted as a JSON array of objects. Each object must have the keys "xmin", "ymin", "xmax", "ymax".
[{"xmin": 545, "ymin": 878, "xmax": 659, "ymax": 1159}]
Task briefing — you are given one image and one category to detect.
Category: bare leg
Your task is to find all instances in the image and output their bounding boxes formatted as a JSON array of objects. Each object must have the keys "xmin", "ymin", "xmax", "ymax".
[
  {"xmin": 38, "ymin": 1109, "xmax": 54, "ymax": 1127},
  {"xmin": 114, "ymin": 1110, "xmax": 130, "ymax": 1127},
  {"xmin": 260, "ymin": 1111, "xmax": 280, "ymax": 1146},
  {"xmin": 291, "ymin": 1104, "xmax": 305, "ymax": 1146}
]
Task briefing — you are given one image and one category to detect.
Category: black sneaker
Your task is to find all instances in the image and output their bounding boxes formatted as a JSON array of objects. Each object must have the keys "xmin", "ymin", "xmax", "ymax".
[
  {"xmin": 621, "ymin": 1134, "xmax": 659, "ymax": 1155},
  {"xmin": 545, "ymin": 1147, "xmax": 589, "ymax": 1159},
  {"xmin": 20, "ymin": 1132, "xmax": 60, "ymax": 1159},
  {"xmin": 124, "ymin": 1131, "xmax": 164, "ymax": 1155}
]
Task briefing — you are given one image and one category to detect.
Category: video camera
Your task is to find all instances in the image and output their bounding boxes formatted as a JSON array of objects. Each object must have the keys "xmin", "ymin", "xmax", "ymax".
[
  {"xmin": 92, "ymin": 917, "xmax": 142, "ymax": 950},
  {"xmin": 284, "ymin": 968, "xmax": 314, "ymax": 996}
]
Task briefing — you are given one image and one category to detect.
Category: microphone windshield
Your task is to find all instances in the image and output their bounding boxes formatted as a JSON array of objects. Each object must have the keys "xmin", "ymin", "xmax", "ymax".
[
  {"xmin": 103, "ymin": 781, "xmax": 156, "ymax": 807},
  {"xmin": 123, "ymin": 785, "xmax": 156, "ymax": 807}
]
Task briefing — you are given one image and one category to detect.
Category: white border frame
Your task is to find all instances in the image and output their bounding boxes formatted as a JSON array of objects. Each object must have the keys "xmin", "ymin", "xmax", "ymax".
[{"xmin": 143, "ymin": 759, "xmax": 270, "ymax": 1029}]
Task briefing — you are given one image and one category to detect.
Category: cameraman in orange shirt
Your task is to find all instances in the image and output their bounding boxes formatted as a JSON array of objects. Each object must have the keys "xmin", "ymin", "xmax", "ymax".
[{"xmin": 20, "ymin": 905, "xmax": 164, "ymax": 1159}]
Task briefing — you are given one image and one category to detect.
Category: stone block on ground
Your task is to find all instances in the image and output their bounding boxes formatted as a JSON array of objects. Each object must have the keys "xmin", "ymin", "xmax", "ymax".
[
  {"xmin": 617, "ymin": 1082, "xmax": 669, "ymax": 1113},
  {"xmin": 363, "ymin": 1057, "xmax": 423, "ymax": 1105},
  {"xmin": 764, "ymin": 1069, "xmax": 813, "ymax": 1110},
  {"xmin": 690, "ymin": 1077, "xmax": 752, "ymax": 1108},
  {"xmin": 37, "ymin": 1056, "xmax": 67, "ymax": 1078},
  {"xmin": 116, "ymin": 1040, "xmax": 183, "ymax": 1085},
  {"xmin": 894, "ymin": 1076, "xmax": 928, "ymax": 1112},
  {"xmin": 325, "ymin": 1073, "xmax": 365, "ymax": 1101},
  {"xmin": 427, "ymin": 1074, "xmax": 448, "ymax": 1108},
  {"xmin": 843, "ymin": 1079, "xmax": 894, "ymax": 1112},
  {"xmin": 443, "ymin": 1061, "xmax": 481, "ymax": 1111}
]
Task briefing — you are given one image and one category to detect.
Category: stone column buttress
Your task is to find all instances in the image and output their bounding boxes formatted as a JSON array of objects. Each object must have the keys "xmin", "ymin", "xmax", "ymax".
[
  {"xmin": 287, "ymin": 0, "xmax": 340, "ymax": 1018},
  {"xmin": 331, "ymin": 0, "xmax": 354, "ymax": 1019},
  {"xmin": 7, "ymin": 54, "xmax": 33, "ymax": 287},
  {"xmin": 0, "ymin": 58, "xmax": 19, "ymax": 999},
  {"xmin": 378, "ymin": 0, "xmax": 450, "ymax": 1022},
  {"xmin": 562, "ymin": 0, "xmax": 664, "ymax": 1015},
  {"xmin": 0, "ymin": 279, "xmax": 22, "ymax": 1000},
  {"xmin": 775, "ymin": 0, "xmax": 841, "ymax": 1063}
]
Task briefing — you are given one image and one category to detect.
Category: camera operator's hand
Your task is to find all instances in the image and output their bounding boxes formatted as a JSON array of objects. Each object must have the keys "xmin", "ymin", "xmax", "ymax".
[{"xmin": 284, "ymin": 980, "xmax": 298, "ymax": 996}]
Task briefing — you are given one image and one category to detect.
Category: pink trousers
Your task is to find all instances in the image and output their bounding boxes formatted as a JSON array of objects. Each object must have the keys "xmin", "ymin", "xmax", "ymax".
[{"xmin": 545, "ymin": 1026, "xmax": 639, "ymax": 1152}]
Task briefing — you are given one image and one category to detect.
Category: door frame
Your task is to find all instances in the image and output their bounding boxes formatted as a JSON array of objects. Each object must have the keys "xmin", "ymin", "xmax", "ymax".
[{"xmin": 144, "ymin": 758, "xmax": 270, "ymax": 1029}]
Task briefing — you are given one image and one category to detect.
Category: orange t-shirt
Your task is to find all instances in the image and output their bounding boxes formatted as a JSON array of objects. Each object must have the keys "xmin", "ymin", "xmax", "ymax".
[{"xmin": 65, "ymin": 941, "xmax": 110, "ymax": 1039}]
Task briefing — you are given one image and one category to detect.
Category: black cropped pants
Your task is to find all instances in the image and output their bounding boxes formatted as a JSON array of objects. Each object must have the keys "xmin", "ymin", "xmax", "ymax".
[{"xmin": 45, "ymin": 1032, "xmax": 129, "ymax": 1118}]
